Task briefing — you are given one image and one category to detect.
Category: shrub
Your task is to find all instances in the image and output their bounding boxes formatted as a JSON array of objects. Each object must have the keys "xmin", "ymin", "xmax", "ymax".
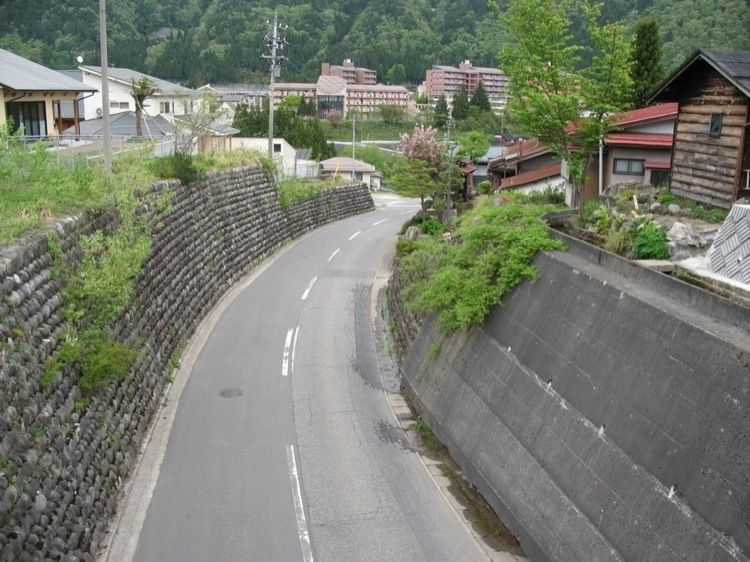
[
  {"xmin": 398, "ymin": 198, "xmax": 564, "ymax": 332},
  {"xmin": 633, "ymin": 221, "xmax": 669, "ymax": 259},
  {"xmin": 78, "ymin": 336, "xmax": 139, "ymax": 392},
  {"xmin": 477, "ymin": 181, "xmax": 492, "ymax": 195},
  {"xmin": 148, "ymin": 153, "xmax": 200, "ymax": 185},
  {"xmin": 419, "ymin": 218, "xmax": 445, "ymax": 236},
  {"xmin": 604, "ymin": 229, "xmax": 632, "ymax": 255}
]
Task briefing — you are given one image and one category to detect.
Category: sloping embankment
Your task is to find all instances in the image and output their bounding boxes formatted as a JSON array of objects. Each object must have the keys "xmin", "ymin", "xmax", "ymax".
[{"xmin": 391, "ymin": 230, "xmax": 750, "ymax": 561}]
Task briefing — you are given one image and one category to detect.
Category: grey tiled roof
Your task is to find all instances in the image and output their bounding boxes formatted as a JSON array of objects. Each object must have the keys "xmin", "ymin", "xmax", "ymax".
[
  {"xmin": 702, "ymin": 49, "xmax": 750, "ymax": 97},
  {"xmin": 61, "ymin": 111, "xmax": 173, "ymax": 137},
  {"xmin": 79, "ymin": 66, "xmax": 200, "ymax": 96},
  {"xmin": 0, "ymin": 48, "xmax": 96, "ymax": 92}
]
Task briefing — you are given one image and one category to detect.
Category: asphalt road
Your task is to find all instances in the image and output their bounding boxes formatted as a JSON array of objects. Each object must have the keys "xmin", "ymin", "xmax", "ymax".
[{"xmin": 102, "ymin": 193, "xmax": 487, "ymax": 561}]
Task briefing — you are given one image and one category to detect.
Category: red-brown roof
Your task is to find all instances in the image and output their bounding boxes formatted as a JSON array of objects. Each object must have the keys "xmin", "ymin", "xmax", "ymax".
[
  {"xmin": 613, "ymin": 103, "xmax": 678, "ymax": 127},
  {"xmin": 605, "ymin": 133, "xmax": 673, "ymax": 148},
  {"xmin": 644, "ymin": 161, "xmax": 671, "ymax": 170},
  {"xmin": 501, "ymin": 138, "xmax": 549, "ymax": 161},
  {"xmin": 500, "ymin": 162, "xmax": 562, "ymax": 189}
]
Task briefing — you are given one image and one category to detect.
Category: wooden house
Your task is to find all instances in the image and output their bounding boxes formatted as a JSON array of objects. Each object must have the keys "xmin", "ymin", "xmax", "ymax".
[
  {"xmin": 648, "ymin": 49, "xmax": 750, "ymax": 208},
  {"xmin": 487, "ymin": 138, "xmax": 562, "ymax": 193}
]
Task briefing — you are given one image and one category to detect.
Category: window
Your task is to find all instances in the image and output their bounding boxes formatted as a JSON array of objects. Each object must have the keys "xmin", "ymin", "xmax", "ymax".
[
  {"xmin": 5, "ymin": 101, "xmax": 47, "ymax": 137},
  {"xmin": 273, "ymin": 143, "xmax": 281, "ymax": 153},
  {"xmin": 650, "ymin": 170, "xmax": 670, "ymax": 187},
  {"xmin": 708, "ymin": 113, "xmax": 722, "ymax": 138},
  {"xmin": 110, "ymin": 101, "xmax": 129, "ymax": 109},
  {"xmin": 613, "ymin": 158, "xmax": 645, "ymax": 175},
  {"xmin": 160, "ymin": 102, "xmax": 172, "ymax": 114}
]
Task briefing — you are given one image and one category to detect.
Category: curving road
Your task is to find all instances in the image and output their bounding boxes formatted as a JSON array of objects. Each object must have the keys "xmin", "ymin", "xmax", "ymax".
[{"xmin": 102, "ymin": 193, "xmax": 487, "ymax": 561}]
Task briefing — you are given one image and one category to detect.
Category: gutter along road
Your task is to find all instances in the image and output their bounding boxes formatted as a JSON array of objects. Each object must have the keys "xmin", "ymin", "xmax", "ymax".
[{"xmin": 102, "ymin": 193, "xmax": 488, "ymax": 561}]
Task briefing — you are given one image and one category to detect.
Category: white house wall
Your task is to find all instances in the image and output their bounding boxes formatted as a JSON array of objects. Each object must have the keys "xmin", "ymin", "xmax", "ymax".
[
  {"xmin": 80, "ymin": 70, "xmax": 191, "ymax": 121},
  {"xmin": 625, "ymin": 121, "xmax": 675, "ymax": 135}
]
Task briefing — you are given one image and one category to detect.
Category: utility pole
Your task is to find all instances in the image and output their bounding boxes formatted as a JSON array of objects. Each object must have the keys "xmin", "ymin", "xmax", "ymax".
[
  {"xmin": 99, "ymin": 0, "xmax": 111, "ymax": 171},
  {"xmin": 263, "ymin": 11, "xmax": 287, "ymax": 159},
  {"xmin": 351, "ymin": 112, "xmax": 355, "ymax": 161},
  {"xmin": 445, "ymin": 107, "xmax": 453, "ymax": 213}
]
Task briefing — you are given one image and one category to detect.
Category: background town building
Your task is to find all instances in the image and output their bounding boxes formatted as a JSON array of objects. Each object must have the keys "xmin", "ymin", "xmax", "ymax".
[
  {"xmin": 321, "ymin": 59, "xmax": 377, "ymax": 85},
  {"xmin": 423, "ymin": 60, "xmax": 508, "ymax": 113}
]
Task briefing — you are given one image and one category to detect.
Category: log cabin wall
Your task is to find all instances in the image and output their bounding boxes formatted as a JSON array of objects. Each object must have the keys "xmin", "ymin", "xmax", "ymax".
[{"xmin": 670, "ymin": 63, "xmax": 749, "ymax": 208}]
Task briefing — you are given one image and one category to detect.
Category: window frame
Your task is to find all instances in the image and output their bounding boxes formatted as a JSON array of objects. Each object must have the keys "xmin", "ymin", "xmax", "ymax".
[
  {"xmin": 708, "ymin": 113, "xmax": 722, "ymax": 138},
  {"xmin": 613, "ymin": 158, "xmax": 645, "ymax": 176}
]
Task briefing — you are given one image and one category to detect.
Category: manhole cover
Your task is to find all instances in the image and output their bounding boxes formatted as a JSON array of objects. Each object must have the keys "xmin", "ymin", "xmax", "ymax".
[{"xmin": 219, "ymin": 388, "xmax": 243, "ymax": 398}]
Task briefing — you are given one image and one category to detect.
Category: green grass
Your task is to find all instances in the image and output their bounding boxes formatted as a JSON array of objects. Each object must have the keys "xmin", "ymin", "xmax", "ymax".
[
  {"xmin": 277, "ymin": 177, "xmax": 351, "ymax": 208},
  {"xmin": 320, "ymin": 119, "xmax": 417, "ymax": 142},
  {"xmin": 0, "ymin": 131, "xmax": 266, "ymax": 243}
]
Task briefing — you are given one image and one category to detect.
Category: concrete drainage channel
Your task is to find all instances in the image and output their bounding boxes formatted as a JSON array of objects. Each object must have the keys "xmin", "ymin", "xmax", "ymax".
[{"xmin": 386, "ymin": 392, "xmax": 528, "ymax": 562}]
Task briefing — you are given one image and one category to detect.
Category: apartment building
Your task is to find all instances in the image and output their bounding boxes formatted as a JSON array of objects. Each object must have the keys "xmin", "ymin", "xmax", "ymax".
[
  {"xmin": 423, "ymin": 60, "xmax": 508, "ymax": 112},
  {"xmin": 321, "ymin": 60, "xmax": 377, "ymax": 85},
  {"xmin": 272, "ymin": 75, "xmax": 409, "ymax": 118}
]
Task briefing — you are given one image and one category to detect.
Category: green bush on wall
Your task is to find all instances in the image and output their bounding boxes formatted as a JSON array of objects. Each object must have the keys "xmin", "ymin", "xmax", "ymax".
[{"xmin": 633, "ymin": 222, "xmax": 669, "ymax": 259}]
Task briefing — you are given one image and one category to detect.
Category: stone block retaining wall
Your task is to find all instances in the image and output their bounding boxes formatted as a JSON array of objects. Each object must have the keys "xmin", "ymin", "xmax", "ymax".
[{"xmin": 0, "ymin": 165, "xmax": 373, "ymax": 560}]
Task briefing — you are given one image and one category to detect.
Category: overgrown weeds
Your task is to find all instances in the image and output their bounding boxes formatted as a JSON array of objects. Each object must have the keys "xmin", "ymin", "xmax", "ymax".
[
  {"xmin": 277, "ymin": 177, "xmax": 350, "ymax": 208},
  {"xmin": 396, "ymin": 193, "xmax": 565, "ymax": 332}
]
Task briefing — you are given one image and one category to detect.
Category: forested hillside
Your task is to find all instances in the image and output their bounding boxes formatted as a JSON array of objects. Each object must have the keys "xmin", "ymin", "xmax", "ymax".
[{"xmin": 0, "ymin": 0, "xmax": 748, "ymax": 88}]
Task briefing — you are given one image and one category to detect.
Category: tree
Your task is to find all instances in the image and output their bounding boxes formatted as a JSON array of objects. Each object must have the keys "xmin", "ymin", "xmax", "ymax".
[
  {"xmin": 469, "ymin": 81, "xmax": 492, "ymax": 113},
  {"xmin": 386, "ymin": 63, "xmax": 407, "ymax": 85},
  {"xmin": 499, "ymin": 0, "xmax": 633, "ymax": 211},
  {"xmin": 452, "ymin": 87, "xmax": 470, "ymax": 120},
  {"xmin": 173, "ymin": 92, "xmax": 225, "ymax": 155},
  {"xmin": 631, "ymin": 18, "xmax": 665, "ymax": 107},
  {"xmin": 400, "ymin": 124, "xmax": 447, "ymax": 171},
  {"xmin": 130, "ymin": 77, "xmax": 158, "ymax": 137},
  {"xmin": 433, "ymin": 95, "xmax": 449, "ymax": 128},
  {"xmin": 376, "ymin": 104, "xmax": 407, "ymax": 124},
  {"xmin": 455, "ymin": 131, "xmax": 489, "ymax": 162},
  {"xmin": 390, "ymin": 159, "xmax": 436, "ymax": 210}
]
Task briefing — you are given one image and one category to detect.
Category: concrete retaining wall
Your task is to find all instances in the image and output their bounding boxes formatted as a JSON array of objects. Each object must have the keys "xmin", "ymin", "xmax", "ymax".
[
  {"xmin": 0, "ymin": 166, "xmax": 374, "ymax": 560},
  {"xmin": 392, "ymin": 231, "xmax": 750, "ymax": 561}
]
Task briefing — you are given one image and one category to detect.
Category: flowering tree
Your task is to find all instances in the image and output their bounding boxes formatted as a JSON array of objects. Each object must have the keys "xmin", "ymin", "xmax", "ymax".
[
  {"xmin": 400, "ymin": 125, "xmax": 446, "ymax": 171},
  {"xmin": 398, "ymin": 125, "xmax": 449, "ymax": 210}
]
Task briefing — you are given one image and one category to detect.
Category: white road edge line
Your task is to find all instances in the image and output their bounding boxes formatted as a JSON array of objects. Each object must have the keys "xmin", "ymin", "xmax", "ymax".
[
  {"xmin": 282, "ymin": 328, "xmax": 294, "ymax": 377},
  {"xmin": 301, "ymin": 276, "xmax": 317, "ymax": 300},
  {"xmin": 327, "ymin": 248, "xmax": 340, "ymax": 262},
  {"xmin": 291, "ymin": 326, "xmax": 299, "ymax": 374},
  {"xmin": 348, "ymin": 231, "xmax": 361, "ymax": 240},
  {"xmin": 373, "ymin": 218, "xmax": 389, "ymax": 225},
  {"xmin": 287, "ymin": 444, "xmax": 314, "ymax": 562}
]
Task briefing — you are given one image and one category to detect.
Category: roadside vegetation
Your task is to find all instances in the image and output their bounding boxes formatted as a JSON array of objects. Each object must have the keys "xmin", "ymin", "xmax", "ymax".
[
  {"xmin": 395, "ymin": 192, "xmax": 566, "ymax": 333},
  {"xmin": 277, "ymin": 176, "xmax": 353, "ymax": 208},
  {"xmin": 0, "ymin": 126, "xmax": 266, "ymax": 392}
]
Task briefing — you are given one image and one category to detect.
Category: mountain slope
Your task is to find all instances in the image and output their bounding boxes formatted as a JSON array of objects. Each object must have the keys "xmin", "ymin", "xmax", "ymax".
[{"xmin": 0, "ymin": 0, "xmax": 747, "ymax": 86}]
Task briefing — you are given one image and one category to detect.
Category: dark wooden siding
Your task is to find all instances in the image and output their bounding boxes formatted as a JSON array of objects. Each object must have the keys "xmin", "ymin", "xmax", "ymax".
[{"xmin": 670, "ymin": 65, "xmax": 749, "ymax": 208}]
